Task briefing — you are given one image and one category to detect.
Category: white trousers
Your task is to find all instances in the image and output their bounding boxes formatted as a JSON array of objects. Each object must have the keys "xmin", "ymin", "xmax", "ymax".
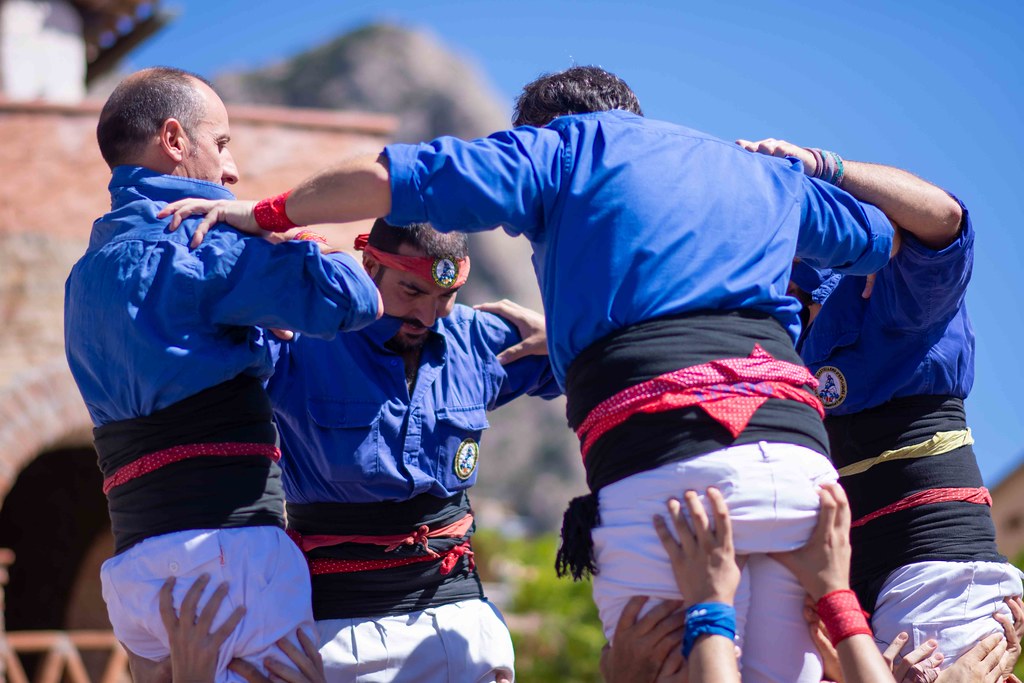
[
  {"xmin": 592, "ymin": 441, "xmax": 838, "ymax": 683},
  {"xmin": 101, "ymin": 527, "xmax": 316, "ymax": 683},
  {"xmin": 872, "ymin": 560, "xmax": 1024, "ymax": 667},
  {"xmin": 317, "ymin": 598, "xmax": 515, "ymax": 683}
]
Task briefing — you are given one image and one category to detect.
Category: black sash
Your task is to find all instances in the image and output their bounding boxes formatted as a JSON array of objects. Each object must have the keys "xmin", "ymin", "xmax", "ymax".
[{"xmin": 94, "ymin": 375, "xmax": 284, "ymax": 554}]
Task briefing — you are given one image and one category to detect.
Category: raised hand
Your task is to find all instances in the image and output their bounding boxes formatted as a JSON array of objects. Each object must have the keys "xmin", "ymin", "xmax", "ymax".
[
  {"xmin": 158, "ymin": 574, "xmax": 245, "ymax": 683},
  {"xmin": 654, "ymin": 487, "xmax": 740, "ymax": 606}
]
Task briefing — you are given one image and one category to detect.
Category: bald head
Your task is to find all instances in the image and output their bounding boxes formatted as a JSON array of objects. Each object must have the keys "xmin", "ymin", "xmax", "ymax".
[{"xmin": 97, "ymin": 67, "xmax": 212, "ymax": 169}]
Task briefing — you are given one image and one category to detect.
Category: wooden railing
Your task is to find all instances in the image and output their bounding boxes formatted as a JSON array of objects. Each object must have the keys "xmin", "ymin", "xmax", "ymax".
[
  {"xmin": 0, "ymin": 548, "xmax": 129, "ymax": 683},
  {"xmin": 2, "ymin": 631, "xmax": 128, "ymax": 683}
]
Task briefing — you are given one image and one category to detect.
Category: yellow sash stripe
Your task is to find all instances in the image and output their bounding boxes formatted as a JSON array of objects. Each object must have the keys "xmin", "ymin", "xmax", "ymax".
[{"xmin": 838, "ymin": 429, "xmax": 974, "ymax": 477}]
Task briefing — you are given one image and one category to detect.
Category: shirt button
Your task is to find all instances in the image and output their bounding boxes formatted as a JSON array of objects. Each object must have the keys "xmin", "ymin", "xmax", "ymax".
[
  {"xmin": 168, "ymin": 561, "xmax": 179, "ymax": 573},
  {"xmin": 390, "ymin": 360, "xmax": 399, "ymax": 367}
]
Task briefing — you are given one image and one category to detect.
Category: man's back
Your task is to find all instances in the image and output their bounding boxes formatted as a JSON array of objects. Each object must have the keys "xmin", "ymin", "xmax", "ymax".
[
  {"xmin": 66, "ymin": 166, "xmax": 380, "ymax": 426},
  {"xmin": 385, "ymin": 110, "xmax": 894, "ymax": 384}
]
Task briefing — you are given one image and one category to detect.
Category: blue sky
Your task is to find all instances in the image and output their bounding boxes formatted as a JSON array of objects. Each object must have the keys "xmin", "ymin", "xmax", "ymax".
[{"xmin": 128, "ymin": 0, "xmax": 1024, "ymax": 483}]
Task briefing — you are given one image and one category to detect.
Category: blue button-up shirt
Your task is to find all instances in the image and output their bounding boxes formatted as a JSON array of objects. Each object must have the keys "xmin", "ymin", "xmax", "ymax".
[
  {"xmin": 798, "ymin": 199, "xmax": 974, "ymax": 415},
  {"xmin": 268, "ymin": 305, "xmax": 561, "ymax": 504},
  {"xmin": 384, "ymin": 110, "xmax": 894, "ymax": 387},
  {"xmin": 65, "ymin": 166, "xmax": 381, "ymax": 426}
]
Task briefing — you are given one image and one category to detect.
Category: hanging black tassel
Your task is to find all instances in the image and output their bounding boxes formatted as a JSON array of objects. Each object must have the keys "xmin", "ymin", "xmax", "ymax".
[{"xmin": 555, "ymin": 493, "xmax": 601, "ymax": 581}]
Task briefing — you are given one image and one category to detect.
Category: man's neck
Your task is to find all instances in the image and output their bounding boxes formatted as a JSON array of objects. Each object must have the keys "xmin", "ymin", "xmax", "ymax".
[{"xmin": 401, "ymin": 348, "xmax": 422, "ymax": 393}]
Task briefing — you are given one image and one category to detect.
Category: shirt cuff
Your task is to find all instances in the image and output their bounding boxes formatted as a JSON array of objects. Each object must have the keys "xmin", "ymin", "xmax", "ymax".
[
  {"xmin": 845, "ymin": 202, "xmax": 894, "ymax": 275},
  {"xmin": 384, "ymin": 143, "xmax": 429, "ymax": 226}
]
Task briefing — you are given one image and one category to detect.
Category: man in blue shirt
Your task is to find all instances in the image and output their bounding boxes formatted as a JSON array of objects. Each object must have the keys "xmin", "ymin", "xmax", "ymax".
[
  {"xmin": 64, "ymin": 68, "xmax": 381, "ymax": 683},
  {"xmin": 269, "ymin": 219, "xmax": 559, "ymax": 682},
  {"xmin": 161, "ymin": 66, "xmax": 896, "ymax": 683},
  {"xmin": 742, "ymin": 137, "xmax": 1022, "ymax": 672}
]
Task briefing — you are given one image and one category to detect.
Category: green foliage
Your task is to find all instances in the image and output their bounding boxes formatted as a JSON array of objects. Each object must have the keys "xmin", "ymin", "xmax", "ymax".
[{"xmin": 475, "ymin": 528, "xmax": 606, "ymax": 682}]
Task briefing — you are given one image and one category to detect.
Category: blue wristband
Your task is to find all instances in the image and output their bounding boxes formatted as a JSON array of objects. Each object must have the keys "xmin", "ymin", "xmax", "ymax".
[{"xmin": 682, "ymin": 602, "xmax": 737, "ymax": 659}]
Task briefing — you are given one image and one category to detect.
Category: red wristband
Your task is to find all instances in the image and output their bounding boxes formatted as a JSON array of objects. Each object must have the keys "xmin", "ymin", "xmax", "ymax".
[
  {"xmin": 253, "ymin": 190, "xmax": 298, "ymax": 232},
  {"xmin": 292, "ymin": 230, "xmax": 328, "ymax": 245},
  {"xmin": 816, "ymin": 589, "xmax": 872, "ymax": 647}
]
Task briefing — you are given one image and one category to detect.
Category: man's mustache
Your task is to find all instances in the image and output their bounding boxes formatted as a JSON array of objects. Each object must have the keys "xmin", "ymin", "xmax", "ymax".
[{"xmin": 398, "ymin": 317, "xmax": 427, "ymax": 330}]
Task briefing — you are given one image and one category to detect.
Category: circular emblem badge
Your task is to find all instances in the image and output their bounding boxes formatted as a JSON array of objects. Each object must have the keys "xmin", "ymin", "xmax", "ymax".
[
  {"xmin": 814, "ymin": 365, "xmax": 848, "ymax": 409},
  {"xmin": 453, "ymin": 439, "xmax": 479, "ymax": 481},
  {"xmin": 432, "ymin": 257, "xmax": 459, "ymax": 288}
]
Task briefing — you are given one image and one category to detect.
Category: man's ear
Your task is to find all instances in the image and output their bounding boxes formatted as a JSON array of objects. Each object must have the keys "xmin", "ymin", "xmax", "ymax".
[
  {"xmin": 158, "ymin": 118, "xmax": 189, "ymax": 164},
  {"xmin": 363, "ymin": 254, "xmax": 381, "ymax": 279}
]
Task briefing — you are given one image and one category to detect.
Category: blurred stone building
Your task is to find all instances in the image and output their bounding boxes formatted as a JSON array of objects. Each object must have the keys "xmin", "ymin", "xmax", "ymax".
[{"xmin": 0, "ymin": 1, "xmax": 395, "ymax": 672}]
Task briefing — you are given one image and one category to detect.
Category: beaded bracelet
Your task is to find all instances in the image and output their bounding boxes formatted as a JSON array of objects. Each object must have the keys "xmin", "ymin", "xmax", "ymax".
[
  {"xmin": 253, "ymin": 190, "xmax": 298, "ymax": 232},
  {"xmin": 808, "ymin": 148, "xmax": 847, "ymax": 187},
  {"xmin": 682, "ymin": 602, "xmax": 737, "ymax": 659},
  {"xmin": 816, "ymin": 589, "xmax": 872, "ymax": 647}
]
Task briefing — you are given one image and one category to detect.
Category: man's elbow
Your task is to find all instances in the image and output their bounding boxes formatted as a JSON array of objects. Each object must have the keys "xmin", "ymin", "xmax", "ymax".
[{"xmin": 940, "ymin": 196, "xmax": 964, "ymax": 236}]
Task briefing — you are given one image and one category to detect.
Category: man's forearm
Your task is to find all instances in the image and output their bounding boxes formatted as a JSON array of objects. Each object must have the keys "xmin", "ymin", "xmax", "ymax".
[
  {"xmin": 841, "ymin": 161, "xmax": 962, "ymax": 250},
  {"xmin": 286, "ymin": 153, "xmax": 392, "ymax": 227}
]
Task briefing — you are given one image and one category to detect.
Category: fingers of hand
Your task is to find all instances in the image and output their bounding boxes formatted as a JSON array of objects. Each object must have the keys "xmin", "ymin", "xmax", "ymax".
[
  {"xmin": 296, "ymin": 628, "xmax": 322, "ymax": 666},
  {"xmin": 275, "ymin": 636, "xmax": 319, "ymax": 681},
  {"xmin": 683, "ymin": 490, "xmax": 713, "ymax": 547},
  {"xmin": 212, "ymin": 605, "xmax": 246, "ymax": 645},
  {"xmin": 495, "ymin": 343, "xmax": 526, "ymax": 366},
  {"xmin": 666, "ymin": 498, "xmax": 698, "ymax": 556},
  {"xmin": 264, "ymin": 656, "xmax": 305, "ymax": 683},
  {"xmin": 815, "ymin": 486, "xmax": 839, "ymax": 539},
  {"xmin": 196, "ymin": 581, "xmax": 230, "ymax": 632},
  {"xmin": 229, "ymin": 659, "xmax": 269, "ymax": 683},
  {"xmin": 190, "ymin": 213, "xmax": 219, "ymax": 249},
  {"xmin": 862, "ymin": 273, "xmax": 876, "ymax": 299},
  {"xmin": 901, "ymin": 639, "xmax": 938, "ymax": 667},
  {"xmin": 704, "ymin": 486, "xmax": 732, "ymax": 547},
  {"xmin": 179, "ymin": 573, "xmax": 211, "ymax": 624},
  {"xmin": 883, "ymin": 632, "xmax": 909, "ymax": 664},
  {"xmin": 157, "ymin": 577, "xmax": 178, "ymax": 631},
  {"xmin": 270, "ymin": 329, "xmax": 295, "ymax": 341},
  {"xmin": 616, "ymin": 596, "xmax": 649, "ymax": 634},
  {"xmin": 995, "ymin": 611, "xmax": 1016, "ymax": 642}
]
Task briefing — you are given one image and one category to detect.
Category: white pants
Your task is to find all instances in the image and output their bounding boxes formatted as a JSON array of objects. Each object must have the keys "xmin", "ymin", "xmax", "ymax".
[
  {"xmin": 101, "ymin": 527, "xmax": 316, "ymax": 683},
  {"xmin": 592, "ymin": 441, "xmax": 838, "ymax": 683},
  {"xmin": 872, "ymin": 560, "xmax": 1024, "ymax": 667},
  {"xmin": 316, "ymin": 599, "xmax": 514, "ymax": 683}
]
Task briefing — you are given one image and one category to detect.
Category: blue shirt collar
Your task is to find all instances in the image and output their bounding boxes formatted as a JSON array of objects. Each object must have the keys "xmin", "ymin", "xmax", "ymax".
[{"xmin": 109, "ymin": 166, "xmax": 236, "ymax": 208}]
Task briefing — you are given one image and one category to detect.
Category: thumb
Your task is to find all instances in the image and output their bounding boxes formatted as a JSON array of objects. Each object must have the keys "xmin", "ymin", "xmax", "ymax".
[{"xmin": 495, "ymin": 342, "xmax": 527, "ymax": 365}]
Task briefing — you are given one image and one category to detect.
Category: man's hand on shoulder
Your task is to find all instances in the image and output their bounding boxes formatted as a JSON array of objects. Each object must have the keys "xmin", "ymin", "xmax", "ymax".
[
  {"xmin": 158, "ymin": 199, "xmax": 261, "ymax": 248},
  {"xmin": 736, "ymin": 138, "xmax": 818, "ymax": 176},
  {"xmin": 474, "ymin": 299, "xmax": 547, "ymax": 364}
]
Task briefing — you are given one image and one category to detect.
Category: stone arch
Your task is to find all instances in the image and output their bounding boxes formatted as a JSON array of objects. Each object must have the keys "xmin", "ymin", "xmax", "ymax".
[{"xmin": 0, "ymin": 358, "xmax": 93, "ymax": 500}]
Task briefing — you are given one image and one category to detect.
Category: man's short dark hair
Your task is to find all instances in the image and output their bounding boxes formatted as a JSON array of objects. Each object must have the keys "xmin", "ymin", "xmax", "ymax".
[
  {"xmin": 512, "ymin": 65, "xmax": 643, "ymax": 128},
  {"xmin": 96, "ymin": 67, "xmax": 213, "ymax": 169},
  {"xmin": 368, "ymin": 219, "xmax": 469, "ymax": 260}
]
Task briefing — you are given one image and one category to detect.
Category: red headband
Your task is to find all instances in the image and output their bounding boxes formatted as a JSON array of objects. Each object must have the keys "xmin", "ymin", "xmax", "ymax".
[{"xmin": 354, "ymin": 234, "xmax": 470, "ymax": 289}]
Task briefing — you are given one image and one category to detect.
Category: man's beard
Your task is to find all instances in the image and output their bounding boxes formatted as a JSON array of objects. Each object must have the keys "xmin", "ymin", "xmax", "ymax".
[
  {"xmin": 385, "ymin": 317, "xmax": 429, "ymax": 353},
  {"xmin": 385, "ymin": 332, "xmax": 427, "ymax": 353}
]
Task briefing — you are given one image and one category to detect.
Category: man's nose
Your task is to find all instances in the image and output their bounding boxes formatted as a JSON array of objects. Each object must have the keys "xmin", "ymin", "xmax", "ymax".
[{"xmin": 221, "ymin": 150, "xmax": 239, "ymax": 185}]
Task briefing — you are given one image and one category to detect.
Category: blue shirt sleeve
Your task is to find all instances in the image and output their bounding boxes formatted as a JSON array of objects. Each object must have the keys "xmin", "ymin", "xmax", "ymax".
[
  {"xmin": 384, "ymin": 127, "xmax": 565, "ymax": 241},
  {"xmin": 869, "ymin": 197, "xmax": 973, "ymax": 332},
  {"xmin": 795, "ymin": 172, "xmax": 895, "ymax": 276},
  {"xmin": 469, "ymin": 310, "xmax": 562, "ymax": 408},
  {"xmin": 189, "ymin": 231, "xmax": 380, "ymax": 338}
]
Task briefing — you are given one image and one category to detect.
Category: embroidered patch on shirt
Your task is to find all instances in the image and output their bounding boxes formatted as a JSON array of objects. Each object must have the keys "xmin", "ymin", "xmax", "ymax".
[
  {"xmin": 815, "ymin": 366, "xmax": 848, "ymax": 409},
  {"xmin": 453, "ymin": 439, "xmax": 479, "ymax": 480}
]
